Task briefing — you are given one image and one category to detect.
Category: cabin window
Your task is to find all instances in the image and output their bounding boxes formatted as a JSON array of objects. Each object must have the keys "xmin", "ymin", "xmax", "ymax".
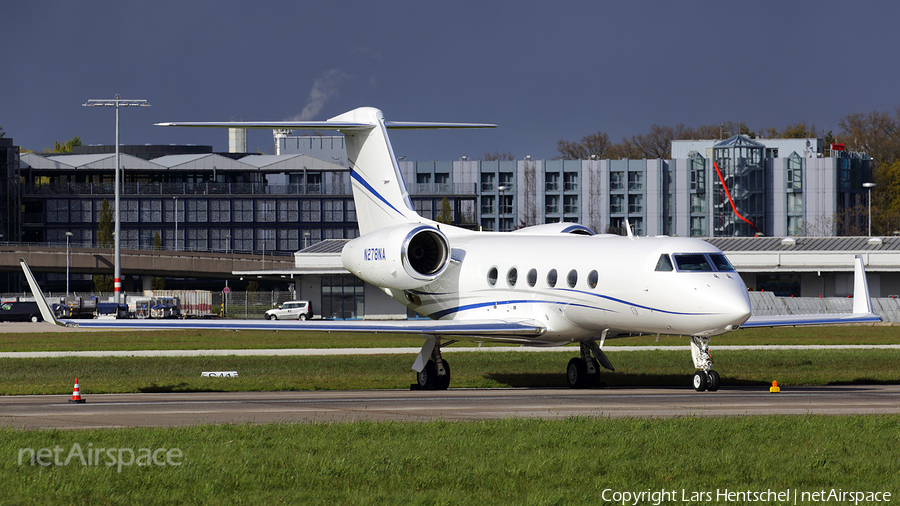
[
  {"xmin": 527, "ymin": 268, "xmax": 537, "ymax": 287},
  {"xmin": 547, "ymin": 269, "xmax": 558, "ymax": 288},
  {"xmin": 655, "ymin": 254, "xmax": 674, "ymax": 272},
  {"xmin": 567, "ymin": 270, "xmax": 578, "ymax": 288},
  {"xmin": 588, "ymin": 270, "xmax": 598, "ymax": 289},
  {"xmin": 507, "ymin": 268, "xmax": 518, "ymax": 287},
  {"xmin": 488, "ymin": 267, "xmax": 498, "ymax": 286}
]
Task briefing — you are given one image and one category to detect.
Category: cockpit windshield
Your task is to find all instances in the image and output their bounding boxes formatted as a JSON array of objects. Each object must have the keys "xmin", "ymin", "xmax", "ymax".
[
  {"xmin": 708, "ymin": 253, "xmax": 735, "ymax": 271},
  {"xmin": 664, "ymin": 252, "xmax": 737, "ymax": 273},
  {"xmin": 673, "ymin": 254, "xmax": 712, "ymax": 271}
]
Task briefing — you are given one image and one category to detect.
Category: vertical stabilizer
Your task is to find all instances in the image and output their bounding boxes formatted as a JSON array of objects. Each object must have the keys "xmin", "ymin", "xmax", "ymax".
[{"xmin": 330, "ymin": 108, "xmax": 419, "ymax": 235}]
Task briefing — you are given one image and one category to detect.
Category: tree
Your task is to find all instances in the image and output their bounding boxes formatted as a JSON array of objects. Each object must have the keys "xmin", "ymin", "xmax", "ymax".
[
  {"xmin": 481, "ymin": 151, "xmax": 515, "ymax": 161},
  {"xmin": 435, "ymin": 197, "xmax": 453, "ymax": 224},
  {"xmin": 838, "ymin": 107, "xmax": 900, "ymax": 167},
  {"xmin": 49, "ymin": 136, "xmax": 82, "ymax": 154},
  {"xmin": 556, "ymin": 131, "xmax": 614, "ymax": 160},
  {"xmin": 0, "ymin": 125, "xmax": 5, "ymax": 138}
]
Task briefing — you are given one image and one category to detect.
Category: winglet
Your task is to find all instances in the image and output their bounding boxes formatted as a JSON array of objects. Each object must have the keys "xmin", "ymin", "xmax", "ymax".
[
  {"xmin": 853, "ymin": 254, "xmax": 873, "ymax": 315},
  {"xmin": 19, "ymin": 258, "xmax": 64, "ymax": 326}
]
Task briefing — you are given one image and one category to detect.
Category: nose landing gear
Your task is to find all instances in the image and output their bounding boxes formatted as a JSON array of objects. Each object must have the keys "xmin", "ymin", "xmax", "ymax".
[{"xmin": 690, "ymin": 336, "xmax": 720, "ymax": 392}]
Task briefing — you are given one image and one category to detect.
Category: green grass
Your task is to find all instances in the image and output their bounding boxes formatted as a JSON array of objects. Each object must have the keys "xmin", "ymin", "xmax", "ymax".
[
  {"xmin": 2, "ymin": 416, "xmax": 899, "ymax": 505},
  {"xmin": 1, "ymin": 348, "xmax": 899, "ymax": 395},
  {"xmin": 1, "ymin": 324, "xmax": 896, "ymax": 353}
]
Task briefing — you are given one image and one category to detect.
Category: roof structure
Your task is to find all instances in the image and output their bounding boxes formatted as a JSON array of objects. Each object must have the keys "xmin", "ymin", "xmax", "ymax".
[
  {"xmin": 714, "ymin": 134, "xmax": 765, "ymax": 149},
  {"xmin": 238, "ymin": 154, "xmax": 345, "ymax": 172},
  {"xmin": 707, "ymin": 236, "xmax": 900, "ymax": 272}
]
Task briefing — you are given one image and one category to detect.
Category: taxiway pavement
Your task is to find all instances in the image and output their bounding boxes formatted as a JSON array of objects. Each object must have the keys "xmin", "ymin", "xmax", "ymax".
[{"xmin": 3, "ymin": 385, "xmax": 899, "ymax": 429}]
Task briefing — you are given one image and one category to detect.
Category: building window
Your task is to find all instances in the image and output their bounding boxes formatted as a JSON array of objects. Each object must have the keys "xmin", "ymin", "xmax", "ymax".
[
  {"xmin": 545, "ymin": 172, "xmax": 559, "ymax": 191},
  {"xmin": 610, "ymin": 194, "xmax": 624, "ymax": 214},
  {"xmin": 787, "ymin": 193, "xmax": 803, "ymax": 213},
  {"xmin": 481, "ymin": 173, "xmax": 495, "ymax": 192},
  {"xmin": 211, "ymin": 228, "xmax": 231, "ymax": 251},
  {"xmin": 610, "ymin": 172, "xmax": 624, "ymax": 191},
  {"xmin": 545, "ymin": 195, "xmax": 559, "ymax": 214},
  {"xmin": 323, "ymin": 200, "xmax": 344, "ymax": 222},
  {"xmin": 122, "ymin": 200, "xmax": 138, "ymax": 223},
  {"xmin": 690, "ymin": 156, "xmax": 706, "ymax": 192},
  {"xmin": 691, "ymin": 216, "xmax": 706, "ymax": 237},
  {"xmin": 481, "ymin": 218, "xmax": 495, "ymax": 231},
  {"xmin": 413, "ymin": 199, "xmax": 433, "ymax": 219},
  {"xmin": 278, "ymin": 200, "xmax": 299, "ymax": 222},
  {"xmin": 301, "ymin": 200, "xmax": 321, "ymax": 222},
  {"xmin": 499, "ymin": 218, "xmax": 514, "ymax": 232},
  {"xmin": 210, "ymin": 200, "xmax": 230, "ymax": 223},
  {"xmin": 256, "ymin": 228, "xmax": 276, "ymax": 251},
  {"xmin": 278, "ymin": 229, "xmax": 299, "ymax": 251},
  {"xmin": 47, "ymin": 200, "xmax": 68, "ymax": 223},
  {"xmin": 321, "ymin": 275, "xmax": 365, "ymax": 319},
  {"xmin": 628, "ymin": 171, "xmax": 643, "ymax": 191},
  {"xmin": 499, "ymin": 172, "xmax": 514, "ymax": 189},
  {"xmin": 187, "ymin": 228, "xmax": 208, "ymax": 251},
  {"xmin": 416, "ymin": 173, "xmax": 432, "ymax": 184},
  {"xmin": 563, "ymin": 195, "xmax": 578, "ymax": 214},
  {"xmin": 256, "ymin": 200, "xmax": 276, "ymax": 223},
  {"xmin": 564, "ymin": 172, "xmax": 578, "ymax": 191},
  {"xmin": 140, "ymin": 200, "xmax": 162, "ymax": 223},
  {"xmin": 233, "ymin": 228, "xmax": 253, "ymax": 251},
  {"xmin": 346, "ymin": 200, "xmax": 356, "ymax": 222},
  {"xmin": 481, "ymin": 195, "xmax": 495, "ymax": 215},
  {"xmin": 787, "ymin": 216, "xmax": 803, "ymax": 236},
  {"xmin": 631, "ymin": 217, "xmax": 643, "ymax": 236},
  {"xmin": 787, "ymin": 154, "xmax": 803, "ymax": 190},
  {"xmin": 187, "ymin": 200, "xmax": 207, "ymax": 223},
  {"xmin": 71, "ymin": 200, "xmax": 92, "ymax": 223},
  {"xmin": 691, "ymin": 194, "xmax": 705, "ymax": 213},
  {"xmin": 628, "ymin": 194, "xmax": 643, "ymax": 213},
  {"xmin": 499, "ymin": 195, "xmax": 513, "ymax": 216},
  {"xmin": 233, "ymin": 199, "xmax": 253, "ymax": 222}
]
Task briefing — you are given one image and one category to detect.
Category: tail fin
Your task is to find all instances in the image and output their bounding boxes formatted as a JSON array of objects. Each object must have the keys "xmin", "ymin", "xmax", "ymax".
[
  {"xmin": 157, "ymin": 107, "xmax": 495, "ymax": 235},
  {"xmin": 852, "ymin": 254, "xmax": 874, "ymax": 315}
]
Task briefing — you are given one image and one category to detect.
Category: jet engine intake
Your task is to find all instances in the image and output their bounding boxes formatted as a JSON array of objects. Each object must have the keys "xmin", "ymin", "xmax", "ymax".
[{"xmin": 341, "ymin": 223, "xmax": 450, "ymax": 290}]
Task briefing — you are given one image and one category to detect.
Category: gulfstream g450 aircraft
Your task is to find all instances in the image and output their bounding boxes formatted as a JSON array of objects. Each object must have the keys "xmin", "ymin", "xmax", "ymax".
[{"xmin": 20, "ymin": 107, "xmax": 881, "ymax": 391}]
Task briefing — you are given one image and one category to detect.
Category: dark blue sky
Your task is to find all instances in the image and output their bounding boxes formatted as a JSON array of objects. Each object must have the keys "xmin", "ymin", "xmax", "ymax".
[{"xmin": 4, "ymin": 1, "xmax": 899, "ymax": 160}]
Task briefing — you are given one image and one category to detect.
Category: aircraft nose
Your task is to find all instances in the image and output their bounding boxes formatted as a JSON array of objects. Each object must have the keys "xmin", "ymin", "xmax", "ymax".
[{"xmin": 724, "ymin": 286, "xmax": 752, "ymax": 327}]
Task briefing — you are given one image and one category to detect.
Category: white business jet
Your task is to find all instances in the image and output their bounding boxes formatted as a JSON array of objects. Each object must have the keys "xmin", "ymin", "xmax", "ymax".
[{"xmin": 19, "ymin": 107, "xmax": 881, "ymax": 391}]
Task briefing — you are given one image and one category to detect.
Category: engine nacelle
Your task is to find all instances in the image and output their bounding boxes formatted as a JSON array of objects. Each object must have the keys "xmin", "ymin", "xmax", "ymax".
[{"xmin": 341, "ymin": 223, "xmax": 450, "ymax": 290}]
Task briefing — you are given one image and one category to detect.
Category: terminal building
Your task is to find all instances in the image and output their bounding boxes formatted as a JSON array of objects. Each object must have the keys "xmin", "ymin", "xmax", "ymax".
[{"xmin": 4, "ymin": 132, "xmax": 898, "ymax": 320}]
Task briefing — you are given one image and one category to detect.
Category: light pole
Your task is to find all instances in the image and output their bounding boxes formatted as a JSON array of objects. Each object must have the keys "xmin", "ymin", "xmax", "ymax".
[
  {"xmin": 498, "ymin": 184, "xmax": 510, "ymax": 232},
  {"xmin": 864, "ymin": 182, "xmax": 876, "ymax": 236},
  {"xmin": 83, "ymin": 96, "xmax": 150, "ymax": 304},
  {"xmin": 65, "ymin": 231, "xmax": 74, "ymax": 297}
]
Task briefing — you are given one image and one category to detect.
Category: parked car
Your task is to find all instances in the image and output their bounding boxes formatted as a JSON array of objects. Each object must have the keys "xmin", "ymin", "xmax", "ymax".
[
  {"xmin": 265, "ymin": 300, "xmax": 313, "ymax": 321},
  {"xmin": 0, "ymin": 302, "xmax": 43, "ymax": 322}
]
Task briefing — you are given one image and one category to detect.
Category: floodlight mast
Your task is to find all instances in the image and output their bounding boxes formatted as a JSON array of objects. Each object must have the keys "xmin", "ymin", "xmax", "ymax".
[{"xmin": 82, "ymin": 97, "xmax": 150, "ymax": 304}]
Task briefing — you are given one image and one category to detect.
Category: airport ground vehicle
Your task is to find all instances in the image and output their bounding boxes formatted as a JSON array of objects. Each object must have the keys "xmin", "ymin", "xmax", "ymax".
[
  {"xmin": 0, "ymin": 301, "xmax": 43, "ymax": 322},
  {"xmin": 265, "ymin": 301, "xmax": 313, "ymax": 321}
]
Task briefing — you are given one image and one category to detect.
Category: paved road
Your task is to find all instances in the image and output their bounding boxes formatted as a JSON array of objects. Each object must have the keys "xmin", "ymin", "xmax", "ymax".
[{"xmin": 3, "ymin": 385, "xmax": 899, "ymax": 429}]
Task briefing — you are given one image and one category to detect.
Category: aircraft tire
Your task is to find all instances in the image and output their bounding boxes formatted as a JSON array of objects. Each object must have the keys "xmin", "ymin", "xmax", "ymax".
[
  {"xmin": 706, "ymin": 370, "xmax": 720, "ymax": 391},
  {"xmin": 417, "ymin": 360, "xmax": 438, "ymax": 389},
  {"xmin": 566, "ymin": 358, "xmax": 589, "ymax": 389},
  {"xmin": 436, "ymin": 360, "xmax": 451, "ymax": 390},
  {"xmin": 692, "ymin": 370, "xmax": 708, "ymax": 392}
]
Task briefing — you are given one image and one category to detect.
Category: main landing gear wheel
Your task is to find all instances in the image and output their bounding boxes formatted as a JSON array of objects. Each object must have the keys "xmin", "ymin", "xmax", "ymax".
[
  {"xmin": 416, "ymin": 359, "xmax": 451, "ymax": 390},
  {"xmin": 566, "ymin": 358, "xmax": 589, "ymax": 389},
  {"xmin": 692, "ymin": 370, "xmax": 720, "ymax": 392}
]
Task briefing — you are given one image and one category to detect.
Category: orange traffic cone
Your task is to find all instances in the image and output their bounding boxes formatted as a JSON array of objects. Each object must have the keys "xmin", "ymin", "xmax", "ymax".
[
  {"xmin": 69, "ymin": 378, "xmax": 86, "ymax": 403},
  {"xmin": 769, "ymin": 381, "xmax": 781, "ymax": 393}
]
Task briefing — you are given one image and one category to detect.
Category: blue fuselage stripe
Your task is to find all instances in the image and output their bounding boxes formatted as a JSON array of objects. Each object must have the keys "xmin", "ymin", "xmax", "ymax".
[{"xmin": 350, "ymin": 170, "xmax": 405, "ymax": 217}]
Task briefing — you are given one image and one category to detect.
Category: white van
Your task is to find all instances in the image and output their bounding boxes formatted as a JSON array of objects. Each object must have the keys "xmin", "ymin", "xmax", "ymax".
[{"xmin": 265, "ymin": 300, "xmax": 313, "ymax": 321}]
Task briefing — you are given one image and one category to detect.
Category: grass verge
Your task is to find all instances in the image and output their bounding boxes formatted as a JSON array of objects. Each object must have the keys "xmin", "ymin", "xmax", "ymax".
[
  {"xmin": 2, "ymin": 416, "xmax": 899, "ymax": 505},
  {"xmin": 1, "ymin": 348, "xmax": 898, "ymax": 395},
  {"xmin": 0, "ymin": 324, "xmax": 896, "ymax": 353}
]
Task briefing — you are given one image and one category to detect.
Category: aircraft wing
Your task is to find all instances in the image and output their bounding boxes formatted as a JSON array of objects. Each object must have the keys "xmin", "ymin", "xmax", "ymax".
[
  {"xmin": 45, "ymin": 316, "xmax": 548, "ymax": 340},
  {"xmin": 740, "ymin": 255, "xmax": 881, "ymax": 328},
  {"xmin": 19, "ymin": 258, "xmax": 546, "ymax": 341}
]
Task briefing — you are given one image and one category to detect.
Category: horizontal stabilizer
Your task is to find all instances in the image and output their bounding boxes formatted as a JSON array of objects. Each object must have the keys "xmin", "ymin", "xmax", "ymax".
[{"xmin": 155, "ymin": 120, "xmax": 496, "ymax": 131}]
